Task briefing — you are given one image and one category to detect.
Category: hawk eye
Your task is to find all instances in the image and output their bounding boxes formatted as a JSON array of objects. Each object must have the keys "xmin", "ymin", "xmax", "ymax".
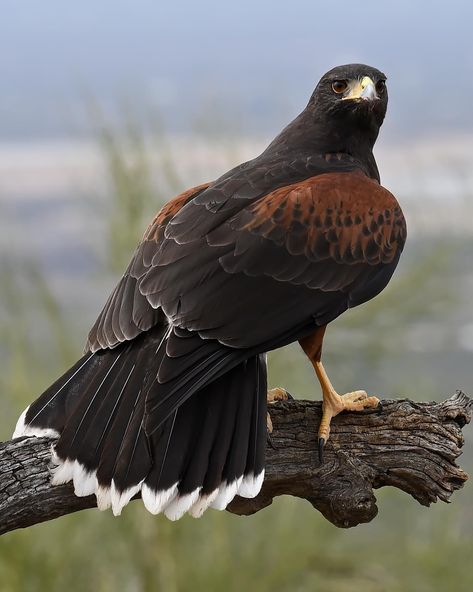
[
  {"xmin": 375, "ymin": 79, "xmax": 386, "ymax": 94},
  {"xmin": 331, "ymin": 80, "xmax": 348, "ymax": 94}
]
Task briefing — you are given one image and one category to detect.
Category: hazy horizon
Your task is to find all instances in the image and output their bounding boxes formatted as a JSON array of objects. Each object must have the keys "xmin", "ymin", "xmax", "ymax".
[{"xmin": 2, "ymin": 1, "xmax": 473, "ymax": 142}]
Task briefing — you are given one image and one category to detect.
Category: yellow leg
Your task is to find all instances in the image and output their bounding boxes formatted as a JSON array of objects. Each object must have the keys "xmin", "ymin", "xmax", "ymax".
[
  {"xmin": 300, "ymin": 326, "xmax": 380, "ymax": 461},
  {"xmin": 315, "ymin": 360, "xmax": 380, "ymax": 457}
]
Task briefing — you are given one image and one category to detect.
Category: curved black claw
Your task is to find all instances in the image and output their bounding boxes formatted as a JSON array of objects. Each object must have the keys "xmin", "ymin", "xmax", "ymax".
[
  {"xmin": 318, "ymin": 437, "xmax": 326, "ymax": 463},
  {"xmin": 285, "ymin": 390, "xmax": 294, "ymax": 401},
  {"xmin": 377, "ymin": 400, "xmax": 384, "ymax": 415}
]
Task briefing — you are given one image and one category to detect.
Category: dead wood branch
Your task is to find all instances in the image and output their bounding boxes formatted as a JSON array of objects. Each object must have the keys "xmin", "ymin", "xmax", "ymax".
[{"xmin": 0, "ymin": 392, "xmax": 471, "ymax": 535}]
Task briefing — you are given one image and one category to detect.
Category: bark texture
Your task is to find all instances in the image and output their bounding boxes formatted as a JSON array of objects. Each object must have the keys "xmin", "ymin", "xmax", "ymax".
[{"xmin": 0, "ymin": 391, "xmax": 471, "ymax": 535}]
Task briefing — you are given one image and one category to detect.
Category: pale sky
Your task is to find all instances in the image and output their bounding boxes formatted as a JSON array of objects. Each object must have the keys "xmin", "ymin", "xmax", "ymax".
[{"xmin": 1, "ymin": 0, "xmax": 472, "ymax": 141}]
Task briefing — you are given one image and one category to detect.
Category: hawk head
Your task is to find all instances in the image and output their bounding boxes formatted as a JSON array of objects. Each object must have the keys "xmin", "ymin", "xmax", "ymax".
[{"xmin": 310, "ymin": 63, "xmax": 388, "ymax": 141}]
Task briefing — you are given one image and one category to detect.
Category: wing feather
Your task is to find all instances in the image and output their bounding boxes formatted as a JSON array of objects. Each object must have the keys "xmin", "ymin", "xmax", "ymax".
[
  {"xmin": 87, "ymin": 160, "xmax": 406, "ymax": 353},
  {"xmin": 86, "ymin": 183, "xmax": 210, "ymax": 352}
]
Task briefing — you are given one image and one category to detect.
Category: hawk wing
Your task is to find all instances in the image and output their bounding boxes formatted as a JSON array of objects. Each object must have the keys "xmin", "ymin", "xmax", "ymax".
[
  {"xmin": 86, "ymin": 182, "xmax": 210, "ymax": 351},
  {"xmin": 87, "ymin": 162, "xmax": 406, "ymax": 354},
  {"xmin": 86, "ymin": 151, "xmax": 363, "ymax": 351}
]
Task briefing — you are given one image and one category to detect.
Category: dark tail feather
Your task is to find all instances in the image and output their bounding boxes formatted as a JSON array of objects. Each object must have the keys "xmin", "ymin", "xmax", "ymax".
[
  {"xmin": 235, "ymin": 354, "xmax": 267, "ymax": 499},
  {"xmin": 141, "ymin": 355, "xmax": 267, "ymax": 519},
  {"xmin": 13, "ymin": 351, "xmax": 100, "ymax": 439},
  {"xmin": 13, "ymin": 326, "xmax": 267, "ymax": 519}
]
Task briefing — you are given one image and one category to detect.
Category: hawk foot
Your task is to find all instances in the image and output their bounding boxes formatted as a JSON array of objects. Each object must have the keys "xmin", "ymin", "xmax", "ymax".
[
  {"xmin": 318, "ymin": 390, "xmax": 380, "ymax": 461},
  {"xmin": 267, "ymin": 387, "xmax": 291, "ymax": 403},
  {"xmin": 267, "ymin": 387, "xmax": 292, "ymax": 436}
]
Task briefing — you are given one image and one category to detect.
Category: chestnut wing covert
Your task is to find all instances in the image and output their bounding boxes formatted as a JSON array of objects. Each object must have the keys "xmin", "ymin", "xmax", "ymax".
[{"xmin": 88, "ymin": 170, "xmax": 406, "ymax": 352}]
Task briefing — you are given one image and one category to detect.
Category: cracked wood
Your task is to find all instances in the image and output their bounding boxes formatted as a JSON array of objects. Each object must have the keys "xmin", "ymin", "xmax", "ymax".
[{"xmin": 0, "ymin": 391, "xmax": 471, "ymax": 535}]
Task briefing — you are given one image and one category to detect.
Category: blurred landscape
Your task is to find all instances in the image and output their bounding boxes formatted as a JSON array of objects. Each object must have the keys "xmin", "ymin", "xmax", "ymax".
[{"xmin": 1, "ymin": 1, "xmax": 473, "ymax": 591}]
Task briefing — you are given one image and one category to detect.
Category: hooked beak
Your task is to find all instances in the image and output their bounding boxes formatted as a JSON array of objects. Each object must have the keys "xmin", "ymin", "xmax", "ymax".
[{"xmin": 342, "ymin": 76, "xmax": 378, "ymax": 101}]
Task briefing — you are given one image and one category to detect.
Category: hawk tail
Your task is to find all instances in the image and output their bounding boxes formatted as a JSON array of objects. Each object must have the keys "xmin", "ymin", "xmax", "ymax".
[{"xmin": 13, "ymin": 325, "xmax": 267, "ymax": 519}]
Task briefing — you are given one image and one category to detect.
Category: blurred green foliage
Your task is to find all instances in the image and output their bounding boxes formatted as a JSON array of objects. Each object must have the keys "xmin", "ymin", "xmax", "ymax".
[{"xmin": 0, "ymin": 124, "xmax": 472, "ymax": 592}]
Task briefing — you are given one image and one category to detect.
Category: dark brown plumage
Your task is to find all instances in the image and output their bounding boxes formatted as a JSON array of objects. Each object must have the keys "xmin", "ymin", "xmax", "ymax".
[{"xmin": 14, "ymin": 63, "xmax": 406, "ymax": 519}]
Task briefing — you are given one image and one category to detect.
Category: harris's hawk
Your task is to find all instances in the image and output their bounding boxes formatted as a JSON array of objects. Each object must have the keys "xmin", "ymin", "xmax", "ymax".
[{"xmin": 14, "ymin": 64, "xmax": 406, "ymax": 520}]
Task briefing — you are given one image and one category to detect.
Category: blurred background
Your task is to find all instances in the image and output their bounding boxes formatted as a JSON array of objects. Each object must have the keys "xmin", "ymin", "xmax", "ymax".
[{"xmin": 1, "ymin": 1, "xmax": 473, "ymax": 590}]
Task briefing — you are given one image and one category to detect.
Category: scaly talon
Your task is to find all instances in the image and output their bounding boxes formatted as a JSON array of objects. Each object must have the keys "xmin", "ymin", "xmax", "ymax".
[
  {"xmin": 267, "ymin": 388, "xmax": 292, "ymax": 442},
  {"xmin": 318, "ymin": 389, "xmax": 380, "ymax": 449},
  {"xmin": 267, "ymin": 387, "xmax": 290, "ymax": 403},
  {"xmin": 318, "ymin": 437, "xmax": 326, "ymax": 463}
]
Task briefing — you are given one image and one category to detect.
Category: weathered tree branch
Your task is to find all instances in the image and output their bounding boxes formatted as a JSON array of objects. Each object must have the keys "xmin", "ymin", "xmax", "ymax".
[{"xmin": 0, "ymin": 392, "xmax": 471, "ymax": 535}]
